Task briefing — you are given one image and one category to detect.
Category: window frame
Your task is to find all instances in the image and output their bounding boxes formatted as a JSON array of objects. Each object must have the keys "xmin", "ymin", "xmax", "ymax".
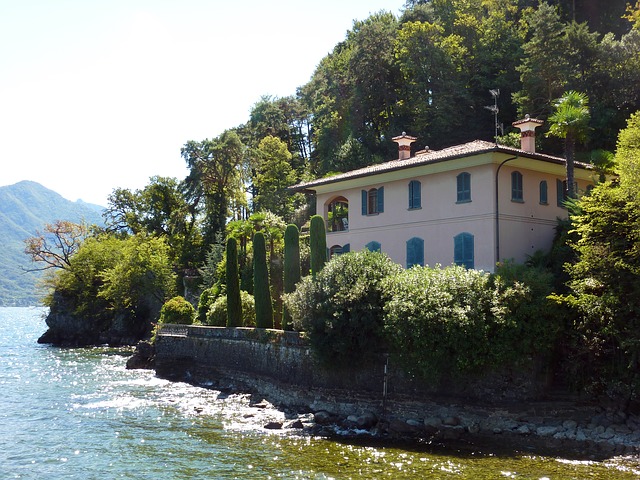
[
  {"xmin": 408, "ymin": 180, "xmax": 422, "ymax": 210},
  {"xmin": 539, "ymin": 180, "xmax": 548, "ymax": 205},
  {"xmin": 454, "ymin": 232, "xmax": 474, "ymax": 269},
  {"xmin": 456, "ymin": 172, "xmax": 471, "ymax": 203},
  {"xmin": 361, "ymin": 187, "xmax": 384, "ymax": 215},
  {"xmin": 406, "ymin": 237, "xmax": 425, "ymax": 268},
  {"xmin": 511, "ymin": 171, "xmax": 524, "ymax": 202}
]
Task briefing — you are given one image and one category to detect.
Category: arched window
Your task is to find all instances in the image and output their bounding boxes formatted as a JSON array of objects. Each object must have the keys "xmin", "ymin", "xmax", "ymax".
[
  {"xmin": 406, "ymin": 237, "xmax": 424, "ymax": 268},
  {"xmin": 329, "ymin": 244, "xmax": 349, "ymax": 259},
  {"xmin": 365, "ymin": 241, "xmax": 381, "ymax": 252},
  {"xmin": 456, "ymin": 172, "xmax": 471, "ymax": 203},
  {"xmin": 539, "ymin": 180, "xmax": 548, "ymax": 204},
  {"xmin": 408, "ymin": 180, "xmax": 421, "ymax": 209},
  {"xmin": 454, "ymin": 232, "xmax": 474, "ymax": 269},
  {"xmin": 361, "ymin": 187, "xmax": 384, "ymax": 215},
  {"xmin": 327, "ymin": 197, "xmax": 349, "ymax": 232},
  {"xmin": 511, "ymin": 171, "xmax": 523, "ymax": 202}
]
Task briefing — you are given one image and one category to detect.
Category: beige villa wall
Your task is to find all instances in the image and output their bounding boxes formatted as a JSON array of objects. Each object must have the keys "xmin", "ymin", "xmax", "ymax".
[{"xmin": 319, "ymin": 157, "xmax": 593, "ymax": 270}]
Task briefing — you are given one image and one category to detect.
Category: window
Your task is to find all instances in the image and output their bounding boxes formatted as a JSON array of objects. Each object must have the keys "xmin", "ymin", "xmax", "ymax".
[
  {"xmin": 327, "ymin": 197, "xmax": 349, "ymax": 232},
  {"xmin": 539, "ymin": 180, "xmax": 548, "ymax": 205},
  {"xmin": 454, "ymin": 233, "xmax": 474, "ymax": 269},
  {"xmin": 511, "ymin": 171, "xmax": 523, "ymax": 202},
  {"xmin": 408, "ymin": 180, "xmax": 421, "ymax": 209},
  {"xmin": 329, "ymin": 244, "xmax": 349, "ymax": 258},
  {"xmin": 406, "ymin": 237, "xmax": 424, "ymax": 268},
  {"xmin": 556, "ymin": 179, "xmax": 567, "ymax": 207},
  {"xmin": 456, "ymin": 172, "xmax": 471, "ymax": 203},
  {"xmin": 361, "ymin": 187, "xmax": 384, "ymax": 215},
  {"xmin": 365, "ymin": 241, "xmax": 381, "ymax": 252}
]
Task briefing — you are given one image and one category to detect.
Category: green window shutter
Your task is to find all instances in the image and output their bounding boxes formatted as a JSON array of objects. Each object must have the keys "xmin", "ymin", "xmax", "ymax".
[
  {"xmin": 511, "ymin": 171, "xmax": 523, "ymax": 201},
  {"xmin": 361, "ymin": 190, "xmax": 367, "ymax": 215},
  {"xmin": 406, "ymin": 237, "xmax": 424, "ymax": 268},
  {"xmin": 540, "ymin": 181, "xmax": 548, "ymax": 204},
  {"xmin": 556, "ymin": 179, "xmax": 566, "ymax": 207},
  {"xmin": 409, "ymin": 180, "xmax": 421, "ymax": 209},
  {"xmin": 457, "ymin": 173, "xmax": 471, "ymax": 202},
  {"xmin": 377, "ymin": 186, "xmax": 384, "ymax": 213},
  {"xmin": 454, "ymin": 233, "xmax": 474, "ymax": 269},
  {"xmin": 343, "ymin": 243, "xmax": 350, "ymax": 253},
  {"xmin": 365, "ymin": 241, "xmax": 381, "ymax": 252}
]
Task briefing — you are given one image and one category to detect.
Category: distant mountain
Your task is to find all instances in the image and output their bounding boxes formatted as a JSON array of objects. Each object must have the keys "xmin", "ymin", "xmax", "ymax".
[{"xmin": 0, "ymin": 181, "xmax": 105, "ymax": 306}]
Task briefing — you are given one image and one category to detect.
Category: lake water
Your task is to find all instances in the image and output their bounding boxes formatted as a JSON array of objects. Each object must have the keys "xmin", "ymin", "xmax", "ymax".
[{"xmin": 1, "ymin": 307, "xmax": 639, "ymax": 479}]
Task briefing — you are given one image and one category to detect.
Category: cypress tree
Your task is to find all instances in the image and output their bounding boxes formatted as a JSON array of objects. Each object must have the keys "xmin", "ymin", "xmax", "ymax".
[
  {"xmin": 309, "ymin": 215, "xmax": 327, "ymax": 276},
  {"xmin": 282, "ymin": 224, "xmax": 301, "ymax": 330},
  {"xmin": 253, "ymin": 231, "xmax": 273, "ymax": 328},
  {"xmin": 226, "ymin": 237, "xmax": 242, "ymax": 327}
]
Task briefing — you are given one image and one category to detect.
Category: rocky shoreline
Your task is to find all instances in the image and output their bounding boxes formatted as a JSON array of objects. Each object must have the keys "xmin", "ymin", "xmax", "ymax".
[{"xmin": 127, "ymin": 342, "xmax": 640, "ymax": 460}]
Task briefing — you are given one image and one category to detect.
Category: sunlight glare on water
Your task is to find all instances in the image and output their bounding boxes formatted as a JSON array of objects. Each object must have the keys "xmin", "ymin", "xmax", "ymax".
[{"xmin": 0, "ymin": 307, "xmax": 639, "ymax": 479}]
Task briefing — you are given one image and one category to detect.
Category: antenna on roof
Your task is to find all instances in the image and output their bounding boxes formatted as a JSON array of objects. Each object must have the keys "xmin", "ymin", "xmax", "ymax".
[{"xmin": 484, "ymin": 89, "xmax": 500, "ymax": 145}]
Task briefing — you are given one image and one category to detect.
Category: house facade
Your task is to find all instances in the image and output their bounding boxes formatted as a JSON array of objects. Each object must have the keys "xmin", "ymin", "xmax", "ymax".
[{"xmin": 294, "ymin": 119, "xmax": 596, "ymax": 272}]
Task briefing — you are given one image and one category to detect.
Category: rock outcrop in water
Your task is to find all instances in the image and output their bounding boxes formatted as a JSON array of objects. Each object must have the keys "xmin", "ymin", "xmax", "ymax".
[{"xmin": 38, "ymin": 290, "xmax": 157, "ymax": 347}]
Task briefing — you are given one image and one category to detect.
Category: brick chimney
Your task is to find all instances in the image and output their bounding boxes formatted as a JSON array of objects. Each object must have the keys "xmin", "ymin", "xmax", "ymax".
[
  {"xmin": 512, "ymin": 115, "xmax": 544, "ymax": 153},
  {"xmin": 392, "ymin": 132, "xmax": 417, "ymax": 160}
]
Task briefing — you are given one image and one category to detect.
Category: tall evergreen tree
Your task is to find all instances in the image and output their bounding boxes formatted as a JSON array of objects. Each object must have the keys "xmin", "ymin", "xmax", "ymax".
[
  {"xmin": 253, "ymin": 231, "xmax": 273, "ymax": 328},
  {"xmin": 309, "ymin": 215, "xmax": 327, "ymax": 276},
  {"xmin": 226, "ymin": 237, "xmax": 242, "ymax": 328},
  {"xmin": 282, "ymin": 224, "xmax": 301, "ymax": 330}
]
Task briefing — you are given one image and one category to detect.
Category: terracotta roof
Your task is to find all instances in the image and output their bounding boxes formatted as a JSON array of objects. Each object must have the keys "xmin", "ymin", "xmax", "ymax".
[{"xmin": 293, "ymin": 140, "xmax": 588, "ymax": 191}]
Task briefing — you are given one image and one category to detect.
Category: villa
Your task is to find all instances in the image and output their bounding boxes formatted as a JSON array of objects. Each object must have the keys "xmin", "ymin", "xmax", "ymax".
[{"xmin": 293, "ymin": 117, "xmax": 596, "ymax": 271}]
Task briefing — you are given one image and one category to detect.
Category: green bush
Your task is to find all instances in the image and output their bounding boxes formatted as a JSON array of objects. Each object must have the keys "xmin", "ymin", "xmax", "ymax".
[
  {"xmin": 206, "ymin": 291, "xmax": 256, "ymax": 327},
  {"xmin": 196, "ymin": 285, "xmax": 222, "ymax": 324},
  {"xmin": 159, "ymin": 296, "xmax": 195, "ymax": 325},
  {"xmin": 284, "ymin": 250, "xmax": 402, "ymax": 367},
  {"xmin": 383, "ymin": 264, "xmax": 558, "ymax": 381}
]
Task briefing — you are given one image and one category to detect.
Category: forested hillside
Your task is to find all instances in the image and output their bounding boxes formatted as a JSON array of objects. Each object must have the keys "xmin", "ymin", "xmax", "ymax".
[
  {"xmin": 96, "ymin": 0, "xmax": 640, "ymax": 290},
  {"xmin": 0, "ymin": 181, "xmax": 104, "ymax": 306}
]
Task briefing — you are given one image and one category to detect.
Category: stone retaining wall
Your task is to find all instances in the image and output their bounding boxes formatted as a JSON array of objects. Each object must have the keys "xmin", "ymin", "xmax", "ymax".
[{"xmin": 153, "ymin": 325, "xmax": 640, "ymax": 457}]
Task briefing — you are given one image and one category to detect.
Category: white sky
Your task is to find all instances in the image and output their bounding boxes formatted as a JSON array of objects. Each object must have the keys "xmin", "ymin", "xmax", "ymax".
[{"xmin": 1, "ymin": 0, "xmax": 404, "ymax": 206}]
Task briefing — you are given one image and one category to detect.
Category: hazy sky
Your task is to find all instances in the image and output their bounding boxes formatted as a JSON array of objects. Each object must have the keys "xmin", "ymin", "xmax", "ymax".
[{"xmin": 1, "ymin": 0, "xmax": 404, "ymax": 206}]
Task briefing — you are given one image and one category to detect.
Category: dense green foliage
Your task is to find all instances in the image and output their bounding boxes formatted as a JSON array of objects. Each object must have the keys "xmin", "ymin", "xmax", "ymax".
[
  {"xmin": 384, "ymin": 263, "xmax": 558, "ymax": 381},
  {"xmin": 206, "ymin": 291, "xmax": 255, "ymax": 327},
  {"xmin": 225, "ymin": 237, "xmax": 242, "ymax": 328},
  {"xmin": 196, "ymin": 285, "xmax": 222, "ymax": 324},
  {"xmin": 309, "ymin": 215, "xmax": 327, "ymax": 276},
  {"xmin": 252, "ymin": 231, "xmax": 273, "ymax": 328},
  {"xmin": 44, "ymin": 233, "xmax": 176, "ymax": 340},
  {"xmin": 556, "ymin": 111, "xmax": 640, "ymax": 400},
  {"xmin": 159, "ymin": 296, "xmax": 195, "ymax": 325},
  {"xmin": 282, "ymin": 224, "xmax": 301, "ymax": 330},
  {"xmin": 284, "ymin": 250, "xmax": 402, "ymax": 367}
]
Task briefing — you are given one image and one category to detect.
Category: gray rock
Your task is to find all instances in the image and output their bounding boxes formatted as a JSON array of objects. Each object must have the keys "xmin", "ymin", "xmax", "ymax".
[
  {"xmin": 287, "ymin": 419, "xmax": 304, "ymax": 429},
  {"xmin": 562, "ymin": 420, "xmax": 578, "ymax": 431},
  {"xmin": 314, "ymin": 411, "xmax": 333, "ymax": 425},
  {"xmin": 442, "ymin": 416, "xmax": 461, "ymax": 426},
  {"xmin": 424, "ymin": 416, "xmax": 442, "ymax": 428},
  {"xmin": 536, "ymin": 426, "xmax": 560, "ymax": 437},
  {"xmin": 516, "ymin": 425, "xmax": 531, "ymax": 435},
  {"xmin": 264, "ymin": 421, "xmax": 283, "ymax": 430},
  {"xmin": 356, "ymin": 412, "xmax": 377, "ymax": 429}
]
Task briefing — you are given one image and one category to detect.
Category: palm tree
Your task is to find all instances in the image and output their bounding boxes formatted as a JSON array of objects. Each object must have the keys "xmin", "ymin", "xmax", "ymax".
[{"xmin": 547, "ymin": 91, "xmax": 591, "ymax": 198}]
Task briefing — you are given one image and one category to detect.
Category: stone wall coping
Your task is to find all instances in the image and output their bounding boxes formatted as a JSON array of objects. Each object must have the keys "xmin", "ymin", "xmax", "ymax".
[{"xmin": 157, "ymin": 324, "xmax": 308, "ymax": 347}]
